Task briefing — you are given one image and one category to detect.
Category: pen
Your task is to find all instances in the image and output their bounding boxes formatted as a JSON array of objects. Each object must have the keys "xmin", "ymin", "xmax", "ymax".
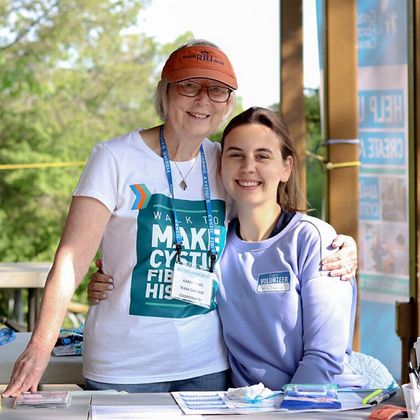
[
  {"xmin": 367, "ymin": 389, "xmax": 397, "ymax": 405},
  {"xmin": 361, "ymin": 389, "xmax": 383, "ymax": 405},
  {"xmin": 409, "ymin": 362, "xmax": 420, "ymax": 390},
  {"xmin": 409, "ymin": 361, "xmax": 419, "ymax": 378}
]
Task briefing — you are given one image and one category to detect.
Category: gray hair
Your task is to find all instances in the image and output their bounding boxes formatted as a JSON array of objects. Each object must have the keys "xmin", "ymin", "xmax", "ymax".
[{"xmin": 154, "ymin": 39, "xmax": 236, "ymax": 124}]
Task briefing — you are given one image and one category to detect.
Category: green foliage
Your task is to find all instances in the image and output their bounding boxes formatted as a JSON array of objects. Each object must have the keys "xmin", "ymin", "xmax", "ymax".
[
  {"xmin": 268, "ymin": 90, "xmax": 325, "ymax": 218},
  {"xmin": 208, "ymin": 96, "xmax": 244, "ymax": 143},
  {"xmin": 1, "ymin": 0, "xmax": 158, "ymax": 261},
  {"xmin": 304, "ymin": 89, "xmax": 326, "ymax": 218}
]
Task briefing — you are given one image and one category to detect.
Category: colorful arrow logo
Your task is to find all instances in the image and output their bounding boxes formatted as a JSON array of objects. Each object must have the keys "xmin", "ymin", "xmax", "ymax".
[{"xmin": 130, "ymin": 184, "xmax": 151, "ymax": 210}]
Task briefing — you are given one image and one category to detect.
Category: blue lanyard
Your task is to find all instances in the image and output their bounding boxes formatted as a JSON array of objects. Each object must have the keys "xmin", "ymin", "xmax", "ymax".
[{"xmin": 159, "ymin": 126, "xmax": 217, "ymax": 271}]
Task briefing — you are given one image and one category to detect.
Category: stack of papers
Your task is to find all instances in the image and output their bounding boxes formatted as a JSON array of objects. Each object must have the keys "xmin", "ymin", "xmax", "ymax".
[
  {"xmin": 52, "ymin": 328, "xmax": 83, "ymax": 356},
  {"xmin": 52, "ymin": 344, "xmax": 82, "ymax": 356},
  {"xmin": 13, "ymin": 391, "xmax": 71, "ymax": 408},
  {"xmin": 172, "ymin": 391, "xmax": 369, "ymax": 415},
  {"xmin": 173, "ymin": 391, "xmax": 280, "ymax": 414}
]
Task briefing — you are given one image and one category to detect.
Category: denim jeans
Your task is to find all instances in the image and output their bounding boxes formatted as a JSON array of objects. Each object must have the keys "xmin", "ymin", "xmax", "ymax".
[{"xmin": 84, "ymin": 370, "xmax": 229, "ymax": 393}]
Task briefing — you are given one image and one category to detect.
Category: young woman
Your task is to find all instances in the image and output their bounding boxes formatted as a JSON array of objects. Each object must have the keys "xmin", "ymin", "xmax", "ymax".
[{"xmin": 216, "ymin": 107, "xmax": 367, "ymax": 389}]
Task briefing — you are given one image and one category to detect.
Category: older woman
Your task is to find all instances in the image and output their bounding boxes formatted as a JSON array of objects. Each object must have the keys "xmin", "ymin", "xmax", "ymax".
[{"xmin": 3, "ymin": 40, "xmax": 357, "ymax": 396}]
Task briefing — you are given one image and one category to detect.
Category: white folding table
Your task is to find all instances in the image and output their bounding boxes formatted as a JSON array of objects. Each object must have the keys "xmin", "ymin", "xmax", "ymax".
[{"xmin": 0, "ymin": 332, "xmax": 83, "ymax": 385}]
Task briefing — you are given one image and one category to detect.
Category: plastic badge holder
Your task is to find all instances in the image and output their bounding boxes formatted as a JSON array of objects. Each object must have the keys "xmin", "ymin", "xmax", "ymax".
[{"xmin": 279, "ymin": 384, "xmax": 341, "ymax": 410}]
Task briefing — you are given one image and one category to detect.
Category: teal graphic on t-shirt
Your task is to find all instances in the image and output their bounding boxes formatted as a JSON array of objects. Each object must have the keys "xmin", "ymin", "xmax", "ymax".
[{"xmin": 129, "ymin": 193, "xmax": 226, "ymax": 318}]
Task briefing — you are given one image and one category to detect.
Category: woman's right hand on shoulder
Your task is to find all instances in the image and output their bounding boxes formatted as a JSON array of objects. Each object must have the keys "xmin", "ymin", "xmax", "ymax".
[
  {"xmin": 88, "ymin": 259, "xmax": 113, "ymax": 304},
  {"xmin": 2, "ymin": 342, "xmax": 51, "ymax": 397}
]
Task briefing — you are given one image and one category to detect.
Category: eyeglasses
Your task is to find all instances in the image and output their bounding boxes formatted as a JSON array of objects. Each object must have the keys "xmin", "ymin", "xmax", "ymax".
[{"xmin": 174, "ymin": 80, "xmax": 232, "ymax": 103}]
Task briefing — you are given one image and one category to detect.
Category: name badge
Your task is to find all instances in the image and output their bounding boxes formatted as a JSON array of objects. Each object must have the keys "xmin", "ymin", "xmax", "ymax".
[
  {"xmin": 256, "ymin": 271, "xmax": 291, "ymax": 293},
  {"xmin": 171, "ymin": 262, "xmax": 214, "ymax": 308}
]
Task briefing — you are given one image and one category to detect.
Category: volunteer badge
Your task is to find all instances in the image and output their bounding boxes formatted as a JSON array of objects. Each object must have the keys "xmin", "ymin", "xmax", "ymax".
[{"xmin": 256, "ymin": 271, "xmax": 290, "ymax": 293}]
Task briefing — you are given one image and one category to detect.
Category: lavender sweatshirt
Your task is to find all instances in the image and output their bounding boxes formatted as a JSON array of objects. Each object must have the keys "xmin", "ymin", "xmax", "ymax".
[{"xmin": 217, "ymin": 213, "xmax": 365, "ymax": 389}]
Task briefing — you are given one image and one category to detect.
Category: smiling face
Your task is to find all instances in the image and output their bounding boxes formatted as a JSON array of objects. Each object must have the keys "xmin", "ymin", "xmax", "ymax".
[
  {"xmin": 220, "ymin": 123, "xmax": 293, "ymax": 210},
  {"xmin": 165, "ymin": 78, "xmax": 232, "ymax": 140}
]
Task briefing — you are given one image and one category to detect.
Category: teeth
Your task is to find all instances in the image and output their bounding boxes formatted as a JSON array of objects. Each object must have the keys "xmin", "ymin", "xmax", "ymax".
[
  {"xmin": 189, "ymin": 112, "xmax": 208, "ymax": 119},
  {"xmin": 238, "ymin": 181, "xmax": 259, "ymax": 187}
]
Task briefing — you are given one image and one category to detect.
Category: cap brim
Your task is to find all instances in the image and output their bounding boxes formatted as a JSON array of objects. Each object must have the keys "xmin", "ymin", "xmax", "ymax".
[{"xmin": 165, "ymin": 68, "xmax": 238, "ymax": 90}]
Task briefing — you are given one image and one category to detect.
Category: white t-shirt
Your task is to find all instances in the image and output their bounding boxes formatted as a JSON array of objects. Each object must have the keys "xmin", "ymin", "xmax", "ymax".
[{"xmin": 74, "ymin": 129, "xmax": 230, "ymax": 384}]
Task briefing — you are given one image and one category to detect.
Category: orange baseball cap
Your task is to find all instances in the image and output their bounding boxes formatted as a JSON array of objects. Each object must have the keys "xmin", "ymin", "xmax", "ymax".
[{"xmin": 161, "ymin": 45, "xmax": 238, "ymax": 90}]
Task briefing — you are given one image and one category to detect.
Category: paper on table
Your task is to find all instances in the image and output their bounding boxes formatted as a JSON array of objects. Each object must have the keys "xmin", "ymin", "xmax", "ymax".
[
  {"xmin": 337, "ymin": 392, "xmax": 369, "ymax": 411},
  {"xmin": 172, "ymin": 391, "xmax": 369, "ymax": 415},
  {"xmin": 172, "ymin": 391, "xmax": 284, "ymax": 415},
  {"xmin": 90, "ymin": 405, "xmax": 201, "ymax": 420}
]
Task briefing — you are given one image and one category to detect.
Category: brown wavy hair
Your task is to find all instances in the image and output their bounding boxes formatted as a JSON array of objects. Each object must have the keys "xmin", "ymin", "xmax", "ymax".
[{"xmin": 221, "ymin": 107, "xmax": 305, "ymax": 212}]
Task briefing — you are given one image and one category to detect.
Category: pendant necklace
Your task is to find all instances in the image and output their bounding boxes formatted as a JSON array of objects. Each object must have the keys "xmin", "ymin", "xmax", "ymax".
[{"xmin": 173, "ymin": 156, "xmax": 198, "ymax": 190}]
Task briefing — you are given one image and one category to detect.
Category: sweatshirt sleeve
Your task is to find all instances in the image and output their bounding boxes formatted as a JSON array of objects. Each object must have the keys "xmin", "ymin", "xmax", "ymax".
[{"xmin": 290, "ymin": 219, "xmax": 355, "ymax": 384}]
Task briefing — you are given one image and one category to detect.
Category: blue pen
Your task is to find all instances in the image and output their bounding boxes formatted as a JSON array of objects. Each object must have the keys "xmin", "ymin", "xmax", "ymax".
[{"xmin": 367, "ymin": 389, "xmax": 397, "ymax": 405}]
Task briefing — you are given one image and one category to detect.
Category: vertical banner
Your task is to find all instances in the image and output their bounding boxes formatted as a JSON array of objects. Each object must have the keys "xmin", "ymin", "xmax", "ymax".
[
  {"xmin": 357, "ymin": 0, "xmax": 409, "ymax": 380},
  {"xmin": 317, "ymin": 0, "xmax": 409, "ymax": 380}
]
